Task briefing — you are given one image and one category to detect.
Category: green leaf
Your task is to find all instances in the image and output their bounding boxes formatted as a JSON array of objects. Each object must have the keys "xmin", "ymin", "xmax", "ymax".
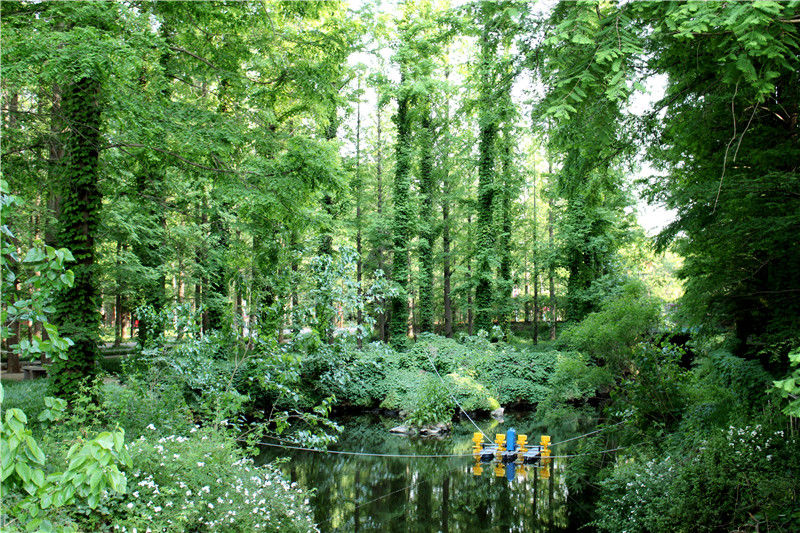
[
  {"xmin": 95, "ymin": 432, "xmax": 114, "ymax": 450},
  {"xmin": 31, "ymin": 467, "xmax": 45, "ymax": 488},
  {"xmin": 15, "ymin": 461, "xmax": 32, "ymax": 483},
  {"xmin": 23, "ymin": 248, "xmax": 46, "ymax": 263},
  {"xmin": 40, "ymin": 491, "xmax": 52, "ymax": 509},
  {"xmin": 26, "ymin": 435, "xmax": 46, "ymax": 464}
]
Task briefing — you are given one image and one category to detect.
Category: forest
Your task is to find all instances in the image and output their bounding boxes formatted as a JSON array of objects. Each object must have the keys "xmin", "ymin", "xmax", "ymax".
[{"xmin": 1, "ymin": 1, "xmax": 799, "ymax": 532}]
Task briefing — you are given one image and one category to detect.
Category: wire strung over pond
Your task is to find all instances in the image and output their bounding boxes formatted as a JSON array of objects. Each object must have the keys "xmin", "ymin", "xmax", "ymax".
[{"xmin": 241, "ymin": 437, "xmax": 630, "ymax": 460}]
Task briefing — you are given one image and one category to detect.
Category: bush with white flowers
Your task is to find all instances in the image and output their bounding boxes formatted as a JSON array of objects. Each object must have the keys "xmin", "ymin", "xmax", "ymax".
[{"xmin": 108, "ymin": 427, "xmax": 318, "ymax": 533}]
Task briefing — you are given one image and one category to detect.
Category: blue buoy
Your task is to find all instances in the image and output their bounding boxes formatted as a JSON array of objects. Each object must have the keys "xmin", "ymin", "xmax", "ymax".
[
  {"xmin": 505, "ymin": 462, "xmax": 516, "ymax": 482},
  {"xmin": 506, "ymin": 427, "xmax": 517, "ymax": 452}
]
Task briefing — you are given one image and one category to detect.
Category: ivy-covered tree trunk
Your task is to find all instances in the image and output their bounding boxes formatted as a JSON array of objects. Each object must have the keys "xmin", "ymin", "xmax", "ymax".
[
  {"xmin": 45, "ymin": 84, "xmax": 64, "ymax": 248},
  {"xmin": 198, "ymin": 196, "xmax": 210, "ymax": 335},
  {"xmin": 466, "ymin": 212, "xmax": 474, "ymax": 336},
  {"xmin": 316, "ymin": 105, "xmax": 339, "ymax": 343},
  {"xmin": 548, "ymin": 188, "xmax": 557, "ymax": 341},
  {"xmin": 417, "ymin": 110, "xmax": 435, "ymax": 334},
  {"xmin": 354, "ymin": 86, "xmax": 363, "ymax": 349},
  {"xmin": 496, "ymin": 126, "xmax": 513, "ymax": 336},
  {"xmin": 375, "ymin": 106, "xmax": 387, "ymax": 342},
  {"xmin": 51, "ymin": 75, "xmax": 102, "ymax": 398},
  {"xmin": 388, "ymin": 72, "xmax": 413, "ymax": 348},
  {"xmin": 474, "ymin": 14, "xmax": 499, "ymax": 335},
  {"xmin": 133, "ymin": 168, "xmax": 167, "ymax": 345},
  {"xmin": 441, "ymin": 71, "xmax": 454, "ymax": 338},
  {"xmin": 532, "ymin": 169, "xmax": 539, "ymax": 344}
]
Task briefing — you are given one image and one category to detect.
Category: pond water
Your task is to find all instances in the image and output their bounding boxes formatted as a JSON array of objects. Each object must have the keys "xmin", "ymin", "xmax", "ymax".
[{"xmin": 258, "ymin": 413, "xmax": 596, "ymax": 532}]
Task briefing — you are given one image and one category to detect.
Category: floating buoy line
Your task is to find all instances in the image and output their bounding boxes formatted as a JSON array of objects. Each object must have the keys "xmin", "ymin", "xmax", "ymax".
[{"xmin": 239, "ymin": 423, "xmax": 629, "ymax": 461}]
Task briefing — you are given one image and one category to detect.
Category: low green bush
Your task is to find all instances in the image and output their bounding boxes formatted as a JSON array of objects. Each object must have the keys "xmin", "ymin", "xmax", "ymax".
[
  {"xmin": 105, "ymin": 429, "xmax": 317, "ymax": 533},
  {"xmin": 559, "ymin": 280, "xmax": 661, "ymax": 371},
  {"xmin": 301, "ymin": 333, "xmax": 559, "ymax": 420},
  {"xmin": 594, "ymin": 421, "xmax": 800, "ymax": 533},
  {"xmin": 536, "ymin": 351, "xmax": 613, "ymax": 428},
  {"xmin": 401, "ymin": 373, "xmax": 455, "ymax": 426},
  {"xmin": 102, "ymin": 378, "xmax": 194, "ymax": 439},
  {"xmin": 474, "ymin": 346, "xmax": 557, "ymax": 405}
]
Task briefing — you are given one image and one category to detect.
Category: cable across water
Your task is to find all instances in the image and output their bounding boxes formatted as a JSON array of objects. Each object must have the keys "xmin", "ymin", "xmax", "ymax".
[
  {"xmin": 549, "ymin": 418, "xmax": 630, "ymax": 447},
  {"xmin": 245, "ymin": 437, "xmax": 628, "ymax": 460}
]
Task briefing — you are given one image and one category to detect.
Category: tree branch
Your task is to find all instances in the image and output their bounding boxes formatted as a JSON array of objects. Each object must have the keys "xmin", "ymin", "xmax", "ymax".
[{"xmin": 169, "ymin": 45, "xmax": 218, "ymax": 70}]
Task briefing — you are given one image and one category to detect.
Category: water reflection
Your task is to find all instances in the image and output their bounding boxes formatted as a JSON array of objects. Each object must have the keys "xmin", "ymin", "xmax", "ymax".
[{"xmin": 257, "ymin": 414, "xmax": 584, "ymax": 532}]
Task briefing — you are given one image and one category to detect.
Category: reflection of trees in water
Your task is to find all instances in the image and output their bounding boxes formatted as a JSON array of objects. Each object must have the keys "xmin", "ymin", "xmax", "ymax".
[{"xmin": 259, "ymin": 415, "xmax": 576, "ymax": 532}]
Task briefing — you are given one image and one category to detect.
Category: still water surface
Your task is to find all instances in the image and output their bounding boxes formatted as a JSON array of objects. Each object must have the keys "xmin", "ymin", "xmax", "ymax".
[{"xmin": 258, "ymin": 413, "xmax": 593, "ymax": 532}]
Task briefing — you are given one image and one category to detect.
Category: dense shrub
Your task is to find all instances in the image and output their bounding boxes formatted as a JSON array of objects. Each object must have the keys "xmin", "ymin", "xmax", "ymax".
[
  {"xmin": 535, "ymin": 352, "xmax": 613, "ymax": 428},
  {"xmin": 474, "ymin": 346, "xmax": 557, "ymax": 405},
  {"xmin": 559, "ymin": 280, "xmax": 661, "ymax": 371},
  {"xmin": 107, "ymin": 428, "xmax": 317, "ymax": 532},
  {"xmin": 594, "ymin": 422, "xmax": 800, "ymax": 533},
  {"xmin": 102, "ymin": 378, "xmax": 194, "ymax": 439},
  {"xmin": 302, "ymin": 333, "xmax": 555, "ymax": 424},
  {"xmin": 303, "ymin": 341, "xmax": 393, "ymax": 407}
]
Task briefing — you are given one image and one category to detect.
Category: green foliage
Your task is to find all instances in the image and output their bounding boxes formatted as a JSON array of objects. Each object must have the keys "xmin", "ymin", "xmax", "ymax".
[
  {"xmin": 111, "ymin": 429, "xmax": 317, "ymax": 533},
  {"xmin": 304, "ymin": 341, "xmax": 392, "ymax": 408},
  {"xmin": 536, "ymin": 351, "xmax": 613, "ymax": 427},
  {"xmin": 594, "ymin": 423, "xmax": 800, "ymax": 533},
  {"xmin": 614, "ymin": 342, "xmax": 690, "ymax": 432},
  {"xmin": 772, "ymin": 349, "xmax": 800, "ymax": 418},
  {"xmin": 697, "ymin": 349, "xmax": 773, "ymax": 410},
  {"xmin": 0, "ymin": 381, "xmax": 48, "ymax": 431},
  {"xmin": 302, "ymin": 333, "xmax": 556, "ymax": 426},
  {"xmin": 388, "ymin": 71, "xmax": 413, "ymax": 348},
  {"xmin": 1, "ymin": 184, "xmax": 76, "ymax": 368},
  {"xmin": 0, "ymin": 384, "xmax": 131, "ymax": 532},
  {"xmin": 50, "ymin": 73, "xmax": 103, "ymax": 400},
  {"xmin": 401, "ymin": 373, "xmax": 455, "ymax": 427},
  {"xmin": 102, "ymin": 378, "xmax": 193, "ymax": 440},
  {"xmin": 559, "ymin": 280, "xmax": 661, "ymax": 371}
]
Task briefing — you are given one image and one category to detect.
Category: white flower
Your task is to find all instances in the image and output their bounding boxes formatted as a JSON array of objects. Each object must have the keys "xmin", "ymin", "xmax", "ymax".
[
  {"xmin": 127, "ymin": 503, "xmax": 134, "ymax": 509},
  {"xmin": 197, "ymin": 462, "xmax": 205, "ymax": 467},
  {"xmin": 146, "ymin": 424, "xmax": 156, "ymax": 431}
]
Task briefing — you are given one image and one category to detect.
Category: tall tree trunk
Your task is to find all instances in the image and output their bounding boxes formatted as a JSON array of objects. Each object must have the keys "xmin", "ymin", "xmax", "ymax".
[
  {"xmin": 441, "ymin": 73, "xmax": 453, "ymax": 338},
  {"xmin": 474, "ymin": 8, "xmax": 499, "ymax": 335},
  {"xmin": 442, "ymin": 197, "xmax": 453, "ymax": 338},
  {"xmin": 548, "ymin": 161, "xmax": 557, "ymax": 341},
  {"xmin": 4, "ymin": 93, "xmax": 22, "ymax": 374},
  {"xmin": 206, "ymin": 206, "xmax": 227, "ymax": 331},
  {"xmin": 389, "ymin": 71, "xmax": 413, "ymax": 348},
  {"xmin": 199, "ymin": 198, "xmax": 209, "ymax": 336},
  {"xmin": 133, "ymin": 168, "xmax": 167, "ymax": 345},
  {"xmin": 375, "ymin": 106, "xmax": 387, "ymax": 342},
  {"xmin": 533, "ymin": 164, "xmax": 539, "ymax": 344},
  {"xmin": 5, "ymin": 264, "xmax": 22, "ymax": 374},
  {"xmin": 496, "ymin": 125, "xmax": 513, "ymax": 337},
  {"xmin": 355, "ymin": 81, "xmax": 363, "ymax": 349},
  {"xmin": 467, "ymin": 213, "xmax": 474, "ymax": 336},
  {"xmin": 114, "ymin": 241, "xmax": 124, "ymax": 346},
  {"xmin": 51, "ymin": 75, "xmax": 102, "ymax": 399},
  {"xmin": 418, "ymin": 109, "xmax": 435, "ymax": 334},
  {"xmin": 45, "ymin": 85, "xmax": 64, "ymax": 248}
]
